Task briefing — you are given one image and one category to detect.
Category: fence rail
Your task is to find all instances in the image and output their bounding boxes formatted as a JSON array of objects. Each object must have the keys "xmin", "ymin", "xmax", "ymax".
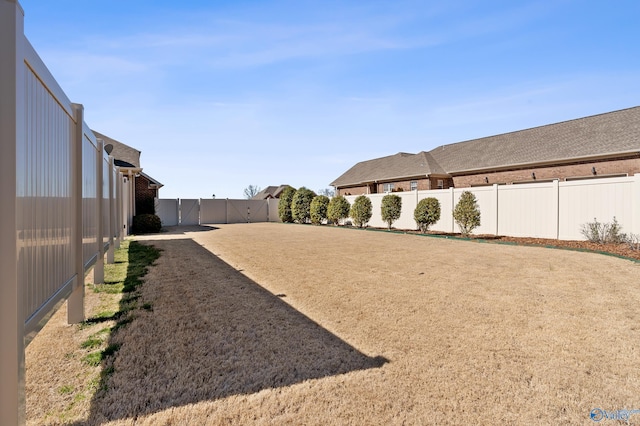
[
  {"xmin": 345, "ymin": 175, "xmax": 640, "ymax": 240},
  {"xmin": 1, "ymin": 3, "xmax": 124, "ymax": 424}
]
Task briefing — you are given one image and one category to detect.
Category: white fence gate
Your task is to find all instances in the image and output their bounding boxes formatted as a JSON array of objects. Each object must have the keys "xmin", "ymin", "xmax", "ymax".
[
  {"xmin": 155, "ymin": 198, "xmax": 179, "ymax": 226},
  {"xmin": 156, "ymin": 198, "xmax": 281, "ymax": 226},
  {"xmin": 180, "ymin": 199, "xmax": 201, "ymax": 225},
  {"xmin": 346, "ymin": 175, "xmax": 640, "ymax": 240}
]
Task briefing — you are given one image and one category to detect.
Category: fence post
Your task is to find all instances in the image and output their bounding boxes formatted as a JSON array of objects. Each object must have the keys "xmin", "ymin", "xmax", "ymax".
[
  {"xmin": 115, "ymin": 168, "xmax": 122, "ymax": 248},
  {"xmin": 68, "ymin": 103, "xmax": 85, "ymax": 325},
  {"xmin": 107, "ymin": 156, "xmax": 115, "ymax": 264},
  {"xmin": 450, "ymin": 187, "xmax": 455, "ymax": 233},
  {"xmin": 633, "ymin": 174, "xmax": 640, "ymax": 237},
  {"xmin": 553, "ymin": 179, "xmax": 560, "ymax": 240},
  {"xmin": 93, "ymin": 139, "xmax": 105, "ymax": 284},
  {"xmin": 0, "ymin": 2, "xmax": 25, "ymax": 424},
  {"xmin": 493, "ymin": 184, "xmax": 499, "ymax": 236}
]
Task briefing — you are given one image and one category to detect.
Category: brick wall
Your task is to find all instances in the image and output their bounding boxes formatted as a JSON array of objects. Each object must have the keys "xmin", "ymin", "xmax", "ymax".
[
  {"xmin": 338, "ymin": 185, "xmax": 369, "ymax": 196},
  {"xmin": 428, "ymin": 177, "xmax": 454, "ymax": 190},
  {"xmin": 338, "ymin": 177, "xmax": 454, "ymax": 195},
  {"xmin": 135, "ymin": 175, "xmax": 158, "ymax": 215},
  {"xmin": 375, "ymin": 178, "xmax": 431, "ymax": 193},
  {"xmin": 452, "ymin": 156, "xmax": 640, "ymax": 187}
]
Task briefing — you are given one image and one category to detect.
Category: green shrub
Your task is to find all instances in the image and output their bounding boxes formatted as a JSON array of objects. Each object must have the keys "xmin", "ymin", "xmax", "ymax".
[
  {"xmin": 414, "ymin": 197, "xmax": 441, "ymax": 233},
  {"xmin": 278, "ymin": 186, "xmax": 296, "ymax": 223},
  {"xmin": 327, "ymin": 195, "xmax": 350, "ymax": 225},
  {"xmin": 136, "ymin": 196, "xmax": 155, "ymax": 215},
  {"xmin": 350, "ymin": 195, "xmax": 372, "ymax": 228},
  {"xmin": 453, "ymin": 191, "xmax": 480, "ymax": 236},
  {"xmin": 291, "ymin": 187, "xmax": 316, "ymax": 224},
  {"xmin": 580, "ymin": 217, "xmax": 625, "ymax": 244},
  {"xmin": 310, "ymin": 195, "xmax": 330, "ymax": 225},
  {"xmin": 132, "ymin": 214, "xmax": 161, "ymax": 234},
  {"xmin": 381, "ymin": 194, "xmax": 402, "ymax": 230}
]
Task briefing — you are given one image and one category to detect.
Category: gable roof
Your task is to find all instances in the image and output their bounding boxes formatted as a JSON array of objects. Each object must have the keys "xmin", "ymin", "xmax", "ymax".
[
  {"xmin": 330, "ymin": 152, "xmax": 446, "ymax": 187},
  {"xmin": 92, "ymin": 130, "xmax": 141, "ymax": 168},
  {"xmin": 331, "ymin": 106, "xmax": 640, "ymax": 187},
  {"xmin": 252, "ymin": 185, "xmax": 290, "ymax": 199},
  {"xmin": 139, "ymin": 172, "xmax": 164, "ymax": 189}
]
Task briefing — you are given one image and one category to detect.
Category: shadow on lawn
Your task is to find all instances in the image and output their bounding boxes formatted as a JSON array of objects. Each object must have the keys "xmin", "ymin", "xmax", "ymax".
[
  {"xmin": 78, "ymin": 238, "xmax": 387, "ymax": 424},
  {"xmin": 159, "ymin": 224, "xmax": 219, "ymax": 234}
]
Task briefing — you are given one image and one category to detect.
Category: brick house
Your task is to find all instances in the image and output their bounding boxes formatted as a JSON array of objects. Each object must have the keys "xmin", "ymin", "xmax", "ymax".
[
  {"xmin": 331, "ymin": 106, "xmax": 640, "ymax": 195},
  {"xmin": 92, "ymin": 130, "xmax": 163, "ymax": 232},
  {"xmin": 251, "ymin": 185, "xmax": 291, "ymax": 200}
]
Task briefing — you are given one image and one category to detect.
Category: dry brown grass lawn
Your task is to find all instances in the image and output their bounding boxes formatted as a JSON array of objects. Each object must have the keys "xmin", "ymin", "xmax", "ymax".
[{"xmin": 26, "ymin": 223, "xmax": 640, "ymax": 425}]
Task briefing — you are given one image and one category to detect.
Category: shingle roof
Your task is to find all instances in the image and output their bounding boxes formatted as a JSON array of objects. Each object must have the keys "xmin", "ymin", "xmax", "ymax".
[
  {"xmin": 330, "ymin": 152, "xmax": 443, "ymax": 187},
  {"xmin": 252, "ymin": 185, "xmax": 291, "ymax": 199},
  {"xmin": 331, "ymin": 106, "xmax": 640, "ymax": 186},
  {"xmin": 92, "ymin": 130, "xmax": 141, "ymax": 168},
  {"xmin": 430, "ymin": 106, "xmax": 640, "ymax": 174}
]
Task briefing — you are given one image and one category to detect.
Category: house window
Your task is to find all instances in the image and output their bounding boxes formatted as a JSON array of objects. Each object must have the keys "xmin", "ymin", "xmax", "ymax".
[
  {"xmin": 410, "ymin": 181, "xmax": 418, "ymax": 191},
  {"xmin": 383, "ymin": 183, "xmax": 394, "ymax": 192},
  {"xmin": 437, "ymin": 179, "xmax": 444, "ymax": 189}
]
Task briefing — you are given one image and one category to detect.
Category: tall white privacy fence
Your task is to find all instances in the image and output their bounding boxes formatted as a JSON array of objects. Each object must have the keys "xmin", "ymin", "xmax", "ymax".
[
  {"xmin": 156, "ymin": 198, "xmax": 281, "ymax": 226},
  {"xmin": 346, "ymin": 175, "xmax": 640, "ymax": 240},
  {"xmin": 1, "ymin": 2, "xmax": 124, "ymax": 424}
]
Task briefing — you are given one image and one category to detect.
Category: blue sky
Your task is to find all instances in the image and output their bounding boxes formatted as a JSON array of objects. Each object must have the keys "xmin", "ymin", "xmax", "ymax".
[{"xmin": 18, "ymin": 0, "xmax": 640, "ymax": 199}]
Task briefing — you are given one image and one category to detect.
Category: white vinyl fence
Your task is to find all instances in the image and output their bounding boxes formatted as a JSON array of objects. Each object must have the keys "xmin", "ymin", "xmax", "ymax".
[
  {"xmin": 1, "ymin": 3, "xmax": 124, "ymax": 424},
  {"xmin": 156, "ymin": 198, "xmax": 281, "ymax": 226},
  {"xmin": 346, "ymin": 175, "xmax": 640, "ymax": 240}
]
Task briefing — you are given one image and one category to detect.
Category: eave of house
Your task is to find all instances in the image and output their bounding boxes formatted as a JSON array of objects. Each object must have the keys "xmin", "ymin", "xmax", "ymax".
[
  {"xmin": 140, "ymin": 171, "xmax": 164, "ymax": 189},
  {"xmin": 335, "ymin": 174, "xmax": 430, "ymax": 187}
]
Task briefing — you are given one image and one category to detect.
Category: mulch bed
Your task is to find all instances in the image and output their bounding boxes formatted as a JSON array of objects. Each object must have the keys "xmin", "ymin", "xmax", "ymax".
[
  {"xmin": 366, "ymin": 227, "xmax": 640, "ymax": 262},
  {"xmin": 485, "ymin": 236, "xmax": 640, "ymax": 261}
]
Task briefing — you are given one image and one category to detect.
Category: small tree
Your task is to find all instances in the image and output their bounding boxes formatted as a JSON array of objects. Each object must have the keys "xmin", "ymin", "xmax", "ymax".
[
  {"xmin": 317, "ymin": 188, "xmax": 335, "ymax": 197},
  {"xmin": 453, "ymin": 191, "xmax": 481, "ymax": 236},
  {"xmin": 350, "ymin": 195, "xmax": 372, "ymax": 228},
  {"xmin": 310, "ymin": 195, "xmax": 330, "ymax": 225},
  {"xmin": 278, "ymin": 185, "xmax": 296, "ymax": 223},
  {"xmin": 243, "ymin": 184, "xmax": 261, "ymax": 199},
  {"xmin": 291, "ymin": 187, "xmax": 316, "ymax": 224},
  {"xmin": 381, "ymin": 194, "xmax": 402, "ymax": 230},
  {"xmin": 327, "ymin": 195, "xmax": 350, "ymax": 225},
  {"xmin": 414, "ymin": 197, "xmax": 441, "ymax": 233}
]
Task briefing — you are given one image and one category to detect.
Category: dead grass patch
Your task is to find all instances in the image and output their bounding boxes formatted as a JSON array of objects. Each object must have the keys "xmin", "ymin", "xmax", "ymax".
[
  {"xmin": 26, "ymin": 240, "xmax": 160, "ymax": 425},
  {"xmin": 26, "ymin": 224, "xmax": 640, "ymax": 425}
]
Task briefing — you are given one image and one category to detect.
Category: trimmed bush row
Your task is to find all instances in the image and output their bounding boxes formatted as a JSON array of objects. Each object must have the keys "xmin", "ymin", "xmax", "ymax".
[{"xmin": 278, "ymin": 189, "xmax": 482, "ymax": 234}]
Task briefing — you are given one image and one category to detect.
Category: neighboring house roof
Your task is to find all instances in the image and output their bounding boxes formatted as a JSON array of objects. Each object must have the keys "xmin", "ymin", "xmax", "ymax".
[
  {"xmin": 139, "ymin": 172, "xmax": 164, "ymax": 189},
  {"xmin": 331, "ymin": 106, "xmax": 640, "ymax": 186},
  {"xmin": 252, "ymin": 185, "xmax": 290, "ymax": 199},
  {"xmin": 92, "ymin": 130, "xmax": 141, "ymax": 168},
  {"xmin": 430, "ymin": 106, "xmax": 640, "ymax": 174},
  {"xmin": 331, "ymin": 152, "xmax": 443, "ymax": 187}
]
